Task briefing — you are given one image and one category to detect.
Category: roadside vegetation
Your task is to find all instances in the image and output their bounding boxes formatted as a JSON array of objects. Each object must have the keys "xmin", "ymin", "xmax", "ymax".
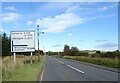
[
  {"xmin": 2, "ymin": 55, "xmax": 45, "ymax": 81},
  {"xmin": 1, "ymin": 32, "xmax": 45, "ymax": 81},
  {"xmin": 49, "ymin": 44, "xmax": 120, "ymax": 68},
  {"xmin": 63, "ymin": 56, "xmax": 119, "ymax": 68}
]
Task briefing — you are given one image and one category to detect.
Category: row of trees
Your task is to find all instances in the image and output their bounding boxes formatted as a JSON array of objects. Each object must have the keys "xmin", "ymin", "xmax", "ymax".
[
  {"xmin": 46, "ymin": 51, "xmax": 59, "ymax": 55},
  {"xmin": 1, "ymin": 32, "xmax": 119, "ymax": 58},
  {"xmin": 62, "ymin": 44, "xmax": 120, "ymax": 58},
  {"xmin": 63, "ymin": 44, "xmax": 89, "ymax": 56},
  {"xmin": 47, "ymin": 44, "xmax": 120, "ymax": 58},
  {"xmin": 63, "ymin": 44, "xmax": 79, "ymax": 56}
]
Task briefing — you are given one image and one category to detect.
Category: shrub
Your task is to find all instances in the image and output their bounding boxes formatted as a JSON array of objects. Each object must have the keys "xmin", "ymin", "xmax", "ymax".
[
  {"xmin": 100, "ymin": 52, "xmax": 120, "ymax": 58},
  {"xmin": 96, "ymin": 51, "xmax": 101, "ymax": 54},
  {"xmin": 77, "ymin": 52, "xmax": 88, "ymax": 57},
  {"xmin": 91, "ymin": 53, "xmax": 101, "ymax": 58}
]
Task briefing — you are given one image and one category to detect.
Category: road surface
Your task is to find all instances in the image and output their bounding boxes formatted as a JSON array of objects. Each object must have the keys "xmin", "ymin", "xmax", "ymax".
[{"xmin": 40, "ymin": 56, "xmax": 118, "ymax": 82}]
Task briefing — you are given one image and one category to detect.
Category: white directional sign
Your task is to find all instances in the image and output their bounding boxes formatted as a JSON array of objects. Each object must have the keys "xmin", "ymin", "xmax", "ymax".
[{"xmin": 11, "ymin": 31, "xmax": 35, "ymax": 52}]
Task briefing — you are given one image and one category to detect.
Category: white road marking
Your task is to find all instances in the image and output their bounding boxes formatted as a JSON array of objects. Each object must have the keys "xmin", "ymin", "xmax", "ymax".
[
  {"xmin": 40, "ymin": 58, "xmax": 46, "ymax": 81},
  {"xmin": 54, "ymin": 58, "xmax": 84, "ymax": 74},
  {"xmin": 40, "ymin": 70, "xmax": 44, "ymax": 81},
  {"xmin": 67, "ymin": 65, "xmax": 84, "ymax": 74},
  {"xmin": 58, "ymin": 60, "xmax": 64, "ymax": 64},
  {"xmin": 55, "ymin": 59, "xmax": 64, "ymax": 64}
]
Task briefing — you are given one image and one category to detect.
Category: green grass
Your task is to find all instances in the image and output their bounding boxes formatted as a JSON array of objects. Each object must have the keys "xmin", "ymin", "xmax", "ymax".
[
  {"xmin": 63, "ymin": 56, "xmax": 119, "ymax": 68},
  {"xmin": 2, "ymin": 56, "xmax": 45, "ymax": 81}
]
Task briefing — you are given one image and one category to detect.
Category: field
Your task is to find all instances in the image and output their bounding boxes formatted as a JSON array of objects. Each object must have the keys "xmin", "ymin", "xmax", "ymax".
[
  {"xmin": 2, "ymin": 55, "xmax": 45, "ymax": 81},
  {"xmin": 61, "ymin": 56, "xmax": 119, "ymax": 68}
]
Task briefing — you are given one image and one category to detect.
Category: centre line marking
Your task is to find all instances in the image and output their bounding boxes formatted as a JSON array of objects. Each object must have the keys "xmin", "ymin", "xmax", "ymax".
[
  {"xmin": 54, "ymin": 58, "xmax": 84, "ymax": 74},
  {"xmin": 55, "ymin": 59, "xmax": 64, "ymax": 64},
  {"xmin": 67, "ymin": 65, "xmax": 84, "ymax": 74},
  {"xmin": 58, "ymin": 60, "xmax": 64, "ymax": 64}
]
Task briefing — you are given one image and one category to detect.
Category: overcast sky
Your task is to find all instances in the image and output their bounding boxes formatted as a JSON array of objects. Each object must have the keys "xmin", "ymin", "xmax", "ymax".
[{"xmin": 1, "ymin": 2, "xmax": 118, "ymax": 52}]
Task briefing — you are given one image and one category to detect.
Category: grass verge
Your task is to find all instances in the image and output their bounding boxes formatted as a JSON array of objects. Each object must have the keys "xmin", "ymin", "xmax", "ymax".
[
  {"xmin": 2, "ymin": 56, "xmax": 45, "ymax": 81},
  {"xmin": 62, "ymin": 56, "xmax": 119, "ymax": 68}
]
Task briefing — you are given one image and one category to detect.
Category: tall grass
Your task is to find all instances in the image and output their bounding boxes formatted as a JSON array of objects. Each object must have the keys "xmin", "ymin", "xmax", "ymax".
[
  {"xmin": 63, "ymin": 56, "xmax": 119, "ymax": 68},
  {"xmin": 2, "ymin": 55, "xmax": 45, "ymax": 81}
]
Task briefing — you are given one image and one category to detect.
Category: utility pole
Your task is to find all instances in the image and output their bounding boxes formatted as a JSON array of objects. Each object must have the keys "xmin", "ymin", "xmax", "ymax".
[
  {"xmin": 37, "ymin": 25, "xmax": 40, "ymax": 62},
  {"xmin": 43, "ymin": 46, "xmax": 46, "ymax": 56}
]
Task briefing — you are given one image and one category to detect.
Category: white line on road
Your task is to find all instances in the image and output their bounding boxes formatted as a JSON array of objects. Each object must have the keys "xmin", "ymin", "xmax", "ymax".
[
  {"xmin": 55, "ymin": 59, "xmax": 64, "ymax": 64},
  {"xmin": 54, "ymin": 58, "xmax": 84, "ymax": 74},
  {"xmin": 58, "ymin": 60, "xmax": 64, "ymax": 64},
  {"xmin": 40, "ymin": 58, "xmax": 46, "ymax": 81},
  {"xmin": 67, "ymin": 65, "xmax": 84, "ymax": 74},
  {"xmin": 40, "ymin": 70, "xmax": 44, "ymax": 81}
]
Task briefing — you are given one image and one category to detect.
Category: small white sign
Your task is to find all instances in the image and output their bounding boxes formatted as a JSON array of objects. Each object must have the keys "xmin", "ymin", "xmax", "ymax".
[{"xmin": 11, "ymin": 31, "xmax": 35, "ymax": 52}]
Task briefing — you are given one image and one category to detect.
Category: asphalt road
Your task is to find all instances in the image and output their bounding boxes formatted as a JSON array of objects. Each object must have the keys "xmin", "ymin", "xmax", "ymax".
[{"xmin": 40, "ymin": 56, "xmax": 118, "ymax": 81}]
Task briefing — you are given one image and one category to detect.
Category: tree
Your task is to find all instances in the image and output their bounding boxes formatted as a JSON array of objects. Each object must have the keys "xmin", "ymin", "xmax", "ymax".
[
  {"xmin": 116, "ymin": 50, "xmax": 119, "ymax": 52},
  {"xmin": 64, "ymin": 44, "xmax": 70, "ymax": 56},
  {"xmin": 2, "ymin": 32, "xmax": 11, "ymax": 57},
  {"xmin": 70, "ymin": 46, "xmax": 79, "ymax": 56},
  {"xmin": 96, "ymin": 51, "xmax": 101, "ymax": 54},
  {"xmin": 59, "ymin": 52, "xmax": 64, "ymax": 56}
]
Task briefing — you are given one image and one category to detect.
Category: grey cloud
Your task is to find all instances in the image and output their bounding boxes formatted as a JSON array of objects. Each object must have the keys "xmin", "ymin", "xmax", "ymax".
[
  {"xmin": 95, "ymin": 42, "xmax": 118, "ymax": 50},
  {"xmin": 52, "ymin": 45, "xmax": 62, "ymax": 47},
  {"xmin": 96, "ymin": 40, "xmax": 109, "ymax": 42}
]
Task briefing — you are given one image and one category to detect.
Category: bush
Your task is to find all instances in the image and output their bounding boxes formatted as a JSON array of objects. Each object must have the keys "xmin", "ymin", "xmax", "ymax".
[
  {"xmin": 96, "ymin": 51, "xmax": 101, "ymax": 54},
  {"xmin": 77, "ymin": 52, "xmax": 88, "ymax": 57},
  {"xmin": 100, "ymin": 52, "xmax": 120, "ymax": 58},
  {"xmin": 91, "ymin": 53, "xmax": 101, "ymax": 58},
  {"xmin": 59, "ymin": 52, "xmax": 64, "ymax": 56}
]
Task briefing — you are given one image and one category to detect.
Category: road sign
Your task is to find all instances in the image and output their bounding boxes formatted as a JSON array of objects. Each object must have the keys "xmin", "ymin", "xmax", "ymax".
[{"xmin": 11, "ymin": 31, "xmax": 35, "ymax": 52}]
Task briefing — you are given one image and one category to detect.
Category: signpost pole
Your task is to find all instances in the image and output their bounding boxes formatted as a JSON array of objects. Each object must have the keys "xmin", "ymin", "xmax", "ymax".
[
  {"xmin": 14, "ymin": 52, "xmax": 16, "ymax": 63},
  {"xmin": 37, "ymin": 25, "xmax": 40, "ymax": 62},
  {"xmin": 30, "ymin": 52, "xmax": 32, "ymax": 64}
]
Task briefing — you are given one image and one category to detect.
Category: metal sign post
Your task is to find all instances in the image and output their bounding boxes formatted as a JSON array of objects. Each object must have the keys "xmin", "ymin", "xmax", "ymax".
[
  {"xmin": 14, "ymin": 52, "xmax": 16, "ymax": 63},
  {"xmin": 30, "ymin": 52, "xmax": 33, "ymax": 64}
]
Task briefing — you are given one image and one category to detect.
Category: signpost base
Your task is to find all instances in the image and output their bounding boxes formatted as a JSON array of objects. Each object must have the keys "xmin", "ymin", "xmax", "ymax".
[
  {"xmin": 30, "ymin": 52, "xmax": 33, "ymax": 64},
  {"xmin": 14, "ymin": 52, "xmax": 16, "ymax": 63}
]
